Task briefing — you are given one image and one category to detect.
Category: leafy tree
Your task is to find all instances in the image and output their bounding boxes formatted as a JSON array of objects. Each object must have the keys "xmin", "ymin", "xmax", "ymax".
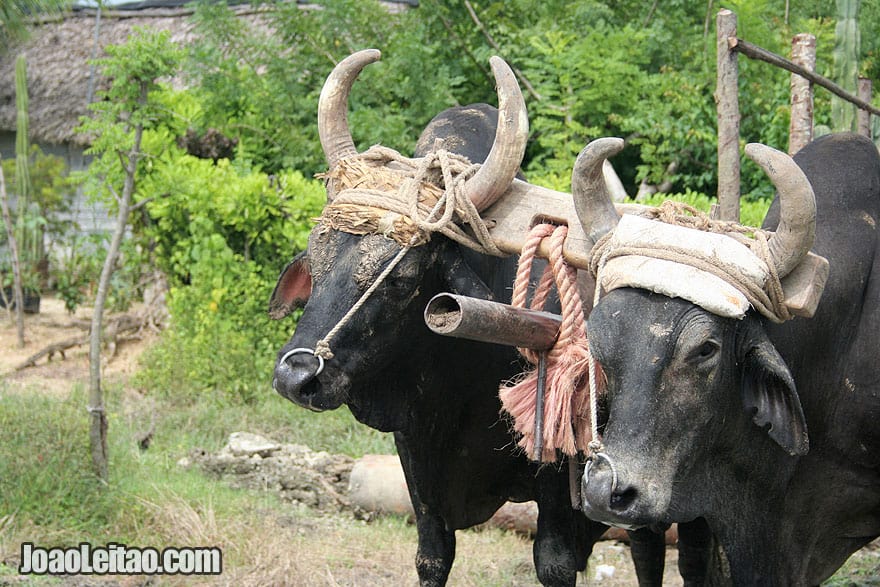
[{"xmin": 75, "ymin": 27, "xmax": 183, "ymax": 482}]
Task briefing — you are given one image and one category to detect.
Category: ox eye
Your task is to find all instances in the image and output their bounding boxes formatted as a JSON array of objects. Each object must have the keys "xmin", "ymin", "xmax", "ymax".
[
  {"xmin": 692, "ymin": 340, "xmax": 720, "ymax": 361},
  {"xmin": 383, "ymin": 275, "xmax": 416, "ymax": 292}
]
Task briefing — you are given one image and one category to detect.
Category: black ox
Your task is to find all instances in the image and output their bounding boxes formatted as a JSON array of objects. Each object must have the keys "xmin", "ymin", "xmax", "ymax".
[
  {"xmin": 577, "ymin": 132, "xmax": 880, "ymax": 584},
  {"xmin": 269, "ymin": 50, "xmax": 699, "ymax": 586}
]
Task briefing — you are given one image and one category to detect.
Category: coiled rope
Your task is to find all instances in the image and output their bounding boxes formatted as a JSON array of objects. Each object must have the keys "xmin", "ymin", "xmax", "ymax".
[{"xmin": 499, "ymin": 223, "xmax": 596, "ymax": 463}]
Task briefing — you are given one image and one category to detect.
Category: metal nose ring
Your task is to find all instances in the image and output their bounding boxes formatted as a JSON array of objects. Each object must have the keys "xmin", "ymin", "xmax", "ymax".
[{"xmin": 279, "ymin": 347, "xmax": 325, "ymax": 376}]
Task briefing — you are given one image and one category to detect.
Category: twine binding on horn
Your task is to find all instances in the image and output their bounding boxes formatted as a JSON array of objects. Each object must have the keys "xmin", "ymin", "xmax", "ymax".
[{"xmin": 311, "ymin": 145, "xmax": 503, "ymax": 360}]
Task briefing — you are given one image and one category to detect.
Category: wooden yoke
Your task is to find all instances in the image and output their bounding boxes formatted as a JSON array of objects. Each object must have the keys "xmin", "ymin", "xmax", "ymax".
[
  {"xmin": 480, "ymin": 178, "xmax": 827, "ymax": 318},
  {"xmin": 481, "ymin": 179, "xmax": 646, "ymax": 270}
]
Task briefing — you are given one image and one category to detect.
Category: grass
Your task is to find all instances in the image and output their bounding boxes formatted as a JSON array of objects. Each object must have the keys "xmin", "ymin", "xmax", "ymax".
[
  {"xmin": 0, "ymin": 374, "xmax": 402, "ymax": 583},
  {"xmin": 0, "ymin": 295, "xmax": 876, "ymax": 586}
]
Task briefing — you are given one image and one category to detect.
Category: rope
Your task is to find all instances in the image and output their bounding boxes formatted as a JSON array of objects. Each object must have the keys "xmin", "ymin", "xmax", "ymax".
[
  {"xmin": 313, "ymin": 145, "xmax": 501, "ymax": 359},
  {"xmin": 499, "ymin": 223, "xmax": 595, "ymax": 462},
  {"xmin": 319, "ymin": 145, "xmax": 504, "ymax": 256},
  {"xmin": 589, "ymin": 200, "xmax": 792, "ymax": 323}
]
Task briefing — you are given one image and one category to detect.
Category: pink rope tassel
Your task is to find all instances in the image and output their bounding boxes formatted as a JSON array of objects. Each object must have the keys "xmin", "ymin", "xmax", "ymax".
[{"xmin": 499, "ymin": 224, "xmax": 596, "ymax": 462}]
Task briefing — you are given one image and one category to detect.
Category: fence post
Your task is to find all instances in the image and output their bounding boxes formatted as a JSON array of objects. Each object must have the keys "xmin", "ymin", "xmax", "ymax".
[
  {"xmin": 716, "ymin": 9, "xmax": 740, "ymax": 222},
  {"xmin": 789, "ymin": 33, "xmax": 816, "ymax": 155},
  {"xmin": 858, "ymin": 77, "xmax": 873, "ymax": 138}
]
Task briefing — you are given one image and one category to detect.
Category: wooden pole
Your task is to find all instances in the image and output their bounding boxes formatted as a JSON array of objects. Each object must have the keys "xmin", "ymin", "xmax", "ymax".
[
  {"xmin": 731, "ymin": 38, "xmax": 880, "ymax": 118},
  {"xmin": 716, "ymin": 9, "xmax": 740, "ymax": 222},
  {"xmin": 858, "ymin": 77, "xmax": 873, "ymax": 138},
  {"xmin": 789, "ymin": 34, "xmax": 816, "ymax": 155},
  {"xmin": 424, "ymin": 293, "xmax": 561, "ymax": 350}
]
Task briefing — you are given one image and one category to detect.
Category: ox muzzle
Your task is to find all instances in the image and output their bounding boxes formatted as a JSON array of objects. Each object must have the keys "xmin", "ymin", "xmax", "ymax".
[{"xmin": 273, "ymin": 347, "xmax": 332, "ymax": 411}]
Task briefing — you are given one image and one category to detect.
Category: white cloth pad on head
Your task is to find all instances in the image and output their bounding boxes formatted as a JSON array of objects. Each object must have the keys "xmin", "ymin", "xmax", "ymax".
[{"xmin": 598, "ymin": 215, "xmax": 770, "ymax": 319}]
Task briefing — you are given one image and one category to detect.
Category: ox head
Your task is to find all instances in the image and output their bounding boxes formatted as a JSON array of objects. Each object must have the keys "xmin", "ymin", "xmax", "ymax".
[
  {"xmin": 268, "ymin": 50, "xmax": 527, "ymax": 430},
  {"xmin": 575, "ymin": 140, "xmax": 814, "ymax": 528}
]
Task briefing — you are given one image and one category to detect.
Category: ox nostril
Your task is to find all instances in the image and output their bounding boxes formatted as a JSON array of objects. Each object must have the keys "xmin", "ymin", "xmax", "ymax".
[
  {"xmin": 610, "ymin": 486, "xmax": 637, "ymax": 511},
  {"xmin": 274, "ymin": 362, "xmax": 317, "ymax": 393}
]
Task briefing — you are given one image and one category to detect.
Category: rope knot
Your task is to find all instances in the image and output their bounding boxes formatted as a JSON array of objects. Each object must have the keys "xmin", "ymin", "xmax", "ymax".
[
  {"xmin": 317, "ymin": 145, "xmax": 503, "ymax": 256},
  {"xmin": 499, "ymin": 223, "xmax": 600, "ymax": 463},
  {"xmin": 314, "ymin": 340, "xmax": 334, "ymax": 360}
]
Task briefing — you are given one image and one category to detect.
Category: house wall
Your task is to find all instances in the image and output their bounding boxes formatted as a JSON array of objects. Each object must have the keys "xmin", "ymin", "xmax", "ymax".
[{"xmin": 0, "ymin": 131, "xmax": 114, "ymax": 238}]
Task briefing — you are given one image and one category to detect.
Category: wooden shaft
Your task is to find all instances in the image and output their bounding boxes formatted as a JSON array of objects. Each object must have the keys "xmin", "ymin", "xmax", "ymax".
[
  {"xmin": 731, "ymin": 37, "xmax": 880, "ymax": 118},
  {"xmin": 716, "ymin": 9, "xmax": 740, "ymax": 223},
  {"xmin": 424, "ymin": 293, "xmax": 561, "ymax": 350},
  {"xmin": 789, "ymin": 34, "xmax": 816, "ymax": 155}
]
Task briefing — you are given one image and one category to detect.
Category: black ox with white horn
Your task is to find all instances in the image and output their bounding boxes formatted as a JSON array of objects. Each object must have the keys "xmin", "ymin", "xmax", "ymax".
[
  {"xmin": 269, "ymin": 50, "xmax": 705, "ymax": 586},
  {"xmin": 575, "ymin": 132, "xmax": 880, "ymax": 584}
]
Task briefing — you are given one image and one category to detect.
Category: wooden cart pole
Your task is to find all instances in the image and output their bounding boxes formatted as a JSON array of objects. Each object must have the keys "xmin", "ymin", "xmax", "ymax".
[
  {"xmin": 858, "ymin": 77, "xmax": 873, "ymax": 138},
  {"xmin": 716, "ymin": 9, "xmax": 740, "ymax": 222},
  {"xmin": 789, "ymin": 33, "xmax": 816, "ymax": 155}
]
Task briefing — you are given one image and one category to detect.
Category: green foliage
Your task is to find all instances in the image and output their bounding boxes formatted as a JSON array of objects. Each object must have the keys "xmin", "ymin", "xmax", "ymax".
[
  {"xmin": 69, "ymin": 28, "xmax": 184, "ymax": 318},
  {"xmin": 1, "ymin": 146, "xmax": 72, "ymax": 296},
  {"xmin": 135, "ymin": 148, "xmax": 325, "ymax": 402},
  {"xmin": 75, "ymin": 27, "xmax": 184, "ymax": 208},
  {"xmin": 0, "ymin": 0, "xmax": 71, "ymax": 51},
  {"xmin": 186, "ymin": 0, "xmax": 477, "ymax": 175}
]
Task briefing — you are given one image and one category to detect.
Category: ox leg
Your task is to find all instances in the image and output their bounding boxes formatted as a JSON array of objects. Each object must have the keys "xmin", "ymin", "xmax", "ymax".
[
  {"xmin": 677, "ymin": 518, "xmax": 714, "ymax": 586},
  {"xmin": 395, "ymin": 437, "xmax": 455, "ymax": 586},
  {"xmin": 412, "ymin": 509, "xmax": 456, "ymax": 587},
  {"xmin": 533, "ymin": 464, "xmax": 604, "ymax": 587},
  {"xmin": 627, "ymin": 527, "xmax": 666, "ymax": 586}
]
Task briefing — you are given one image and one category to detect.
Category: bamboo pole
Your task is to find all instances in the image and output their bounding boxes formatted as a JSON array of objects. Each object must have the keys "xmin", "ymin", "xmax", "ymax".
[
  {"xmin": 716, "ymin": 9, "xmax": 740, "ymax": 222},
  {"xmin": 789, "ymin": 34, "xmax": 816, "ymax": 155}
]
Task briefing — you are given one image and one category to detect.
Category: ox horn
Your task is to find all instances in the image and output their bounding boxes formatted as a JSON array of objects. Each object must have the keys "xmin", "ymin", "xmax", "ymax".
[
  {"xmin": 318, "ymin": 49, "xmax": 382, "ymax": 170},
  {"xmin": 571, "ymin": 137, "xmax": 626, "ymax": 244},
  {"xmin": 318, "ymin": 50, "xmax": 526, "ymax": 210},
  {"xmin": 745, "ymin": 143, "xmax": 816, "ymax": 277},
  {"xmin": 462, "ymin": 56, "xmax": 530, "ymax": 211}
]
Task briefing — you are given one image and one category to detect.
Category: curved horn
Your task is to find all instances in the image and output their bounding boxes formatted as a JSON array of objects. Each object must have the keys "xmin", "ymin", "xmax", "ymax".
[
  {"xmin": 745, "ymin": 143, "xmax": 816, "ymax": 277},
  {"xmin": 463, "ymin": 56, "xmax": 529, "ymax": 211},
  {"xmin": 572, "ymin": 138, "xmax": 625, "ymax": 244},
  {"xmin": 318, "ymin": 49, "xmax": 382, "ymax": 169}
]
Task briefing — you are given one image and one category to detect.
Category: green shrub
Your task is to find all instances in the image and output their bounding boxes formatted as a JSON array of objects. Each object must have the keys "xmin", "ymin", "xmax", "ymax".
[{"xmin": 136, "ymin": 152, "xmax": 325, "ymax": 403}]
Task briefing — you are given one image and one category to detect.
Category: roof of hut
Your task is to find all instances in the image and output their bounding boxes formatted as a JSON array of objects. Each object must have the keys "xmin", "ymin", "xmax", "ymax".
[{"xmin": 0, "ymin": 0, "xmax": 417, "ymax": 147}]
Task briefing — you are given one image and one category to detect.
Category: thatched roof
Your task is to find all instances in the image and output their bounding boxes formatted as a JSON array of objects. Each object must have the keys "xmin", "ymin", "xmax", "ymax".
[
  {"xmin": 0, "ymin": 1, "xmax": 417, "ymax": 147},
  {"xmin": 0, "ymin": 8, "xmax": 205, "ymax": 147}
]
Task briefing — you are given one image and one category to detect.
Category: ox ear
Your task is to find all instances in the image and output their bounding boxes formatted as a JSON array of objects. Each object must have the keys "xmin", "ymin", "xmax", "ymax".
[
  {"xmin": 740, "ymin": 330, "xmax": 809, "ymax": 456},
  {"xmin": 268, "ymin": 251, "xmax": 311, "ymax": 320},
  {"xmin": 438, "ymin": 245, "xmax": 495, "ymax": 300}
]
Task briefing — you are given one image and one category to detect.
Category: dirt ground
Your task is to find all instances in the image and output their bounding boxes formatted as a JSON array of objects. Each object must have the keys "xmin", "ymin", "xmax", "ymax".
[
  {"xmin": 0, "ymin": 296, "xmax": 153, "ymax": 395},
  {"xmin": 0, "ymin": 297, "xmax": 877, "ymax": 586}
]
